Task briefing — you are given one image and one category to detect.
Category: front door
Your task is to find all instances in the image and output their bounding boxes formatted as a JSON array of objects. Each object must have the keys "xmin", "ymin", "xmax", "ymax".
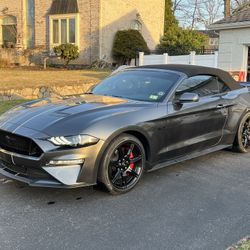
[{"xmin": 157, "ymin": 75, "xmax": 230, "ymax": 162}]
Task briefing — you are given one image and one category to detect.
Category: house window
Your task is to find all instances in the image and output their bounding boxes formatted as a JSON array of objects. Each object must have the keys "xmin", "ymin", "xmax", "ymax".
[
  {"xmin": 53, "ymin": 20, "xmax": 59, "ymax": 44},
  {"xmin": 51, "ymin": 17, "xmax": 77, "ymax": 45},
  {"xmin": 1, "ymin": 16, "xmax": 17, "ymax": 48},
  {"xmin": 49, "ymin": 0, "xmax": 79, "ymax": 47}
]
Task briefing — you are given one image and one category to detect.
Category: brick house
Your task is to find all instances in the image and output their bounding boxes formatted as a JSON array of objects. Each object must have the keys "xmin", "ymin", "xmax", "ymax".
[{"xmin": 0, "ymin": 0, "xmax": 165, "ymax": 65}]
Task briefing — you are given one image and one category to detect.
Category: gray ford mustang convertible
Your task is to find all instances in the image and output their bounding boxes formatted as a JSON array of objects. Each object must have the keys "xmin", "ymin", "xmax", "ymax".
[{"xmin": 0, "ymin": 64, "xmax": 250, "ymax": 194}]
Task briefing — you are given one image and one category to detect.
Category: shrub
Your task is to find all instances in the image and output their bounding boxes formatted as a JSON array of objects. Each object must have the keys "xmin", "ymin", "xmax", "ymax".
[
  {"xmin": 112, "ymin": 29, "xmax": 149, "ymax": 65},
  {"xmin": 53, "ymin": 43, "xmax": 80, "ymax": 66},
  {"xmin": 157, "ymin": 28, "xmax": 208, "ymax": 55},
  {"xmin": 157, "ymin": 0, "xmax": 208, "ymax": 56}
]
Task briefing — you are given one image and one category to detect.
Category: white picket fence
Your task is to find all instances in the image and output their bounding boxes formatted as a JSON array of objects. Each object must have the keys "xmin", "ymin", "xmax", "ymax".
[{"xmin": 139, "ymin": 51, "xmax": 218, "ymax": 68}]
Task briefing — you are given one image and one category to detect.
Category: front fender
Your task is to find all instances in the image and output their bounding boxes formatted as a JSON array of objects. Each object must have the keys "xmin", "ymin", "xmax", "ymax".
[{"xmin": 92, "ymin": 125, "xmax": 152, "ymax": 182}]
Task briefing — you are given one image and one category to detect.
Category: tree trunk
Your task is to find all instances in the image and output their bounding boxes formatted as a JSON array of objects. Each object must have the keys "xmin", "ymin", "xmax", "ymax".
[
  {"xmin": 224, "ymin": 0, "xmax": 231, "ymax": 17},
  {"xmin": 191, "ymin": 0, "xmax": 198, "ymax": 29}
]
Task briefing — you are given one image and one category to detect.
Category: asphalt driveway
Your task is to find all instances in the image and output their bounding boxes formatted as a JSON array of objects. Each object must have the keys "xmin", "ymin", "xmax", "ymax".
[{"xmin": 0, "ymin": 150, "xmax": 249, "ymax": 250}]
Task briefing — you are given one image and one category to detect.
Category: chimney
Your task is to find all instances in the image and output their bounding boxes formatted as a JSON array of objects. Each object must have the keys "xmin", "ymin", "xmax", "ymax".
[{"xmin": 224, "ymin": 0, "xmax": 231, "ymax": 18}]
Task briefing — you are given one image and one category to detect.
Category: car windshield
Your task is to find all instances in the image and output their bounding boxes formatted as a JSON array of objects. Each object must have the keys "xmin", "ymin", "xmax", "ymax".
[{"xmin": 91, "ymin": 70, "xmax": 180, "ymax": 102}]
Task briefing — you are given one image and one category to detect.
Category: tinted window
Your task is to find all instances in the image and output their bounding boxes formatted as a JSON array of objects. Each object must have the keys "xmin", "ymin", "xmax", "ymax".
[
  {"xmin": 217, "ymin": 79, "xmax": 230, "ymax": 93},
  {"xmin": 176, "ymin": 75, "xmax": 230, "ymax": 97},
  {"xmin": 91, "ymin": 70, "xmax": 180, "ymax": 102}
]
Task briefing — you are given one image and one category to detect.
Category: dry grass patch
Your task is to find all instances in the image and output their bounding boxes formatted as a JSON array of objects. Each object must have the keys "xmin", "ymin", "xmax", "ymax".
[{"xmin": 0, "ymin": 67, "xmax": 110, "ymax": 90}]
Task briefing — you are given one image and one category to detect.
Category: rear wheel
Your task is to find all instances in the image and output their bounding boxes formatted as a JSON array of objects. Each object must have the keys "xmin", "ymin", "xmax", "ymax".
[
  {"xmin": 99, "ymin": 134, "xmax": 145, "ymax": 195},
  {"xmin": 233, "ymin": 112, "xmax": 250, "ymax": 153}
]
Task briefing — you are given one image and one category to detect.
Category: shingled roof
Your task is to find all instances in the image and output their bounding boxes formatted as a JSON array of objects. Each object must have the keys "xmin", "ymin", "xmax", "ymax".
[
  {"xmin": 214, "ymin": 6, "xmax": 250, "ymax": 25},
  {"xmin": 198, "ymin": 30, "xmax": 219, "ymax": 38}
]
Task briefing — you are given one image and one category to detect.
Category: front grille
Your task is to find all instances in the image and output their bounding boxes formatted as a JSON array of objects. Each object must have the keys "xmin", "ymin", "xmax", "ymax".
[{"xmin": 0, "ymin": 130, "xmax": 43, "ymax": 157}]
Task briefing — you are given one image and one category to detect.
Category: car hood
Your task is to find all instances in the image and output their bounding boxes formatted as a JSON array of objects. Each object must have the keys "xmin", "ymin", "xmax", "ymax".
[{"xmin": 0, "ymin": 95, "xmax": 151, "ymax": 137}]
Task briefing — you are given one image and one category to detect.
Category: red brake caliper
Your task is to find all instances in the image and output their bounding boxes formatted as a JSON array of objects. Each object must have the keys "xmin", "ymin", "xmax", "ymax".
[{"xmin": 129, "ymin": 152, "xmax": 135, "ymax": 170}]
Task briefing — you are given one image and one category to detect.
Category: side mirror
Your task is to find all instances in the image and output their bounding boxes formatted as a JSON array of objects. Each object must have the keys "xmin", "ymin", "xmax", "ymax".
[{"xmin": 178, "ymin": 92, "xmax": 199, "ymax": 103}]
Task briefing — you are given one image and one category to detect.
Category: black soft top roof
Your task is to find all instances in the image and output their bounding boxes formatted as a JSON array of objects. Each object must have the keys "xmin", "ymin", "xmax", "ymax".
[{"xmin": 138, "ymin": 64, "xmax": 241, "ymax": 90}]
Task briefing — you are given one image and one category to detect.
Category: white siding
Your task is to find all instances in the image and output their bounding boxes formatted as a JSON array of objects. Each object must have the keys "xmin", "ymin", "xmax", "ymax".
[{"xmin": 218, "ymin": 28, "xmax": 250, "ymax": 72}]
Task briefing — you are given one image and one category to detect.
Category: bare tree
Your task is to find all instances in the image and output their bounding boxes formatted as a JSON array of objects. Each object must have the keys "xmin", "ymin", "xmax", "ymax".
[
  {"xmin": 175, "ymin": 0, "xmax": 223, "ymax": 28},
  {"xmin": 173, "ymin": 0, "xmax": 185, "ymax": 13},
  {"xmin": 197, "ymin": 0, "xmax": 223, "ymax": 27},
  {"xmin": 191, "ymin": 0, "xmax": 199, "ymax": 28},
  {"xmin": 232, "ymin": 0, "xmax": 250, "ymax": 11},
  {"xmin": 175, "ymin": 0, "xmax": 250, "ymax": 28},
  {"xmin": 233, "ymin": 0, "xmax": 249, "ymax": 8},
  {"xmin": 174, "ymin": 0, "xmax": 200, "ymax": 28}
]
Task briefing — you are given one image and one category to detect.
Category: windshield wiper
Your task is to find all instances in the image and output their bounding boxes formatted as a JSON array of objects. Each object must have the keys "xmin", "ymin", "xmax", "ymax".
[
  {"xmin": 100, "ymin": 94, "xmax": 124, "ymax": 98},
  {"xmin": 110, "ymin": 95, "xmax": 124, "ymax": 98}
]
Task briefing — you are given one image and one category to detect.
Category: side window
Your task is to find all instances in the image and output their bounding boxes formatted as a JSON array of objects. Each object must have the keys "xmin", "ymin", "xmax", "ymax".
[
  {"xmin": 217, "ymin": 79, "xmax": 231, "ymax": 93},
  {"xmin": 176, "ymin": 75, "xmax": 230, "ymax": 98}
]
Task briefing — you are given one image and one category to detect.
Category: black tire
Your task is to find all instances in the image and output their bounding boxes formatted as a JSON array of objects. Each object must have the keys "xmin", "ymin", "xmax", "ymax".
[
  {"xmin": 98, "ymin": 134, "xmax": 145, "ymax": 195},
  {"xmin": 233, "ymin": 112, "xmax": 250, "ymax": 153}
]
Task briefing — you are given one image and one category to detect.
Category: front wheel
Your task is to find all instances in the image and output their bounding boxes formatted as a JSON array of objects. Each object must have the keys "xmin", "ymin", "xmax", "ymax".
[
  {"xmin": 98, "ymin": 134, "xmax": 145, "ymax": 195},
  {"xmin": 233, "ymin": 112, "xmax": 250, "ymax": 153}
]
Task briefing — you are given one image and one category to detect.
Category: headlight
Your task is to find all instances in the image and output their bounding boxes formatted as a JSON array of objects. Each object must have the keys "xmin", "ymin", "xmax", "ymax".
[{"xmin": 48, "ymin": 135, "xmax": 99, "ymax": 147}]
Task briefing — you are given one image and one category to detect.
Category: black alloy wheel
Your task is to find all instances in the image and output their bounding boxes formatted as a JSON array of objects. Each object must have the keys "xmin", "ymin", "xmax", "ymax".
[
  {"xmin": 233, "ymin": 112, "xmax": 250, "ymax": 153},
  {"xmin": 99, "ymin": 134, "xmax": 145, "ymax": 195}
]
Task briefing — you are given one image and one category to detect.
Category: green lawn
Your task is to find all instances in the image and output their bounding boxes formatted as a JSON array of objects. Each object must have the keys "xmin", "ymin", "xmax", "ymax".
[
  {"xmin": 235, "ymin": 240, "xmax": 250, "ymax": 250},
  {"xmin": 0, "ymin": 99, "xmax": 30, "ymax": 115},
  {"xmin": 230, "ymin": 238, "xmax": 250, "ymax": 250}
]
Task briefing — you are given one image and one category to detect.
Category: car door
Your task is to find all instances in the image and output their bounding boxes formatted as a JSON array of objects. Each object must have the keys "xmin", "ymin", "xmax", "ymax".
[{"xmin": 157, "ymin": 75, "xmax": 230, "ymax": 162}]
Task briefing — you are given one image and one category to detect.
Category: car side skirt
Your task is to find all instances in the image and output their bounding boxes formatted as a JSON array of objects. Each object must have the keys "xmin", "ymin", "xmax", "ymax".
[{"xmin": 148, "ymin": 144, "xmax": 232, "ymax": 172}]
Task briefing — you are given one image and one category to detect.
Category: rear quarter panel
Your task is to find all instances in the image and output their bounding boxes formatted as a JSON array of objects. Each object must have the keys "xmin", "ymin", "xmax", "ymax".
[{"xmin": 222, "ymin": 87, "xmax": 250, "ymax": 144}]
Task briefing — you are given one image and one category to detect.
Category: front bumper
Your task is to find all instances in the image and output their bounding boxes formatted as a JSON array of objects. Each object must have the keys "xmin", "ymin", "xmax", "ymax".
[
  {"xmin": 0, "ymin": 164, "xmax": 89, "ymax": 188},
  {"xmin": 0, "ymin": 139, "xmax": 105, "ymax": 188}
]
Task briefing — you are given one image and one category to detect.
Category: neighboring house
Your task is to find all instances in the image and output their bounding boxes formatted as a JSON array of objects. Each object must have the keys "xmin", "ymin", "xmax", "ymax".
[
  {"xmin": 210, "ymin": 5, "xmax": 250, "ymax": 81},
  {"xmin": 0, "ymin": 0, "xmax": 165, "ymax": 65},
  {"xmin": 198, "ymin": 30, "xmax": 219, "ymax": 53}
]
